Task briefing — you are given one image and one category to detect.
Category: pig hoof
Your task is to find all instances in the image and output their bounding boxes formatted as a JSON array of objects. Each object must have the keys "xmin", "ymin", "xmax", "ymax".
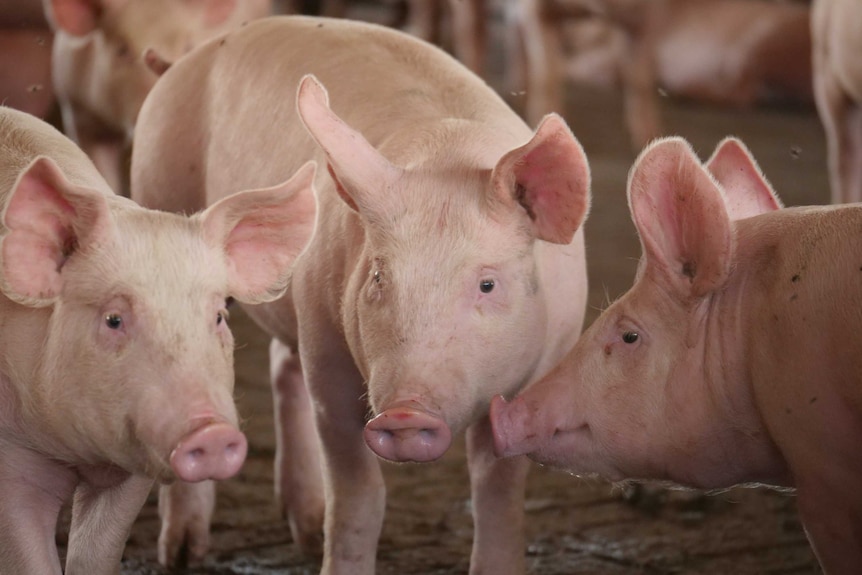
[
  {"xmin": 170, "ymin": 422, "xmax": 248, "ymax": 482},
  {"xmin": 364, "ymin": 404, "xmax": 452, "ymax": 462}
]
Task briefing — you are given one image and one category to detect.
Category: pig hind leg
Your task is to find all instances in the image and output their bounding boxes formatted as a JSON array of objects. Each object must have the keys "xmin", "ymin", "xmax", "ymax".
[
  {"xmin": 466, "ymin": 415, "xmax": 531, "ymax": 574},
  {"xmin": 269, "ymin": 338, "xmax": 325, "ymax": 556},
  {"xmin": 156, "ymin": 480, "xmax": 216, "ymax": 568}
]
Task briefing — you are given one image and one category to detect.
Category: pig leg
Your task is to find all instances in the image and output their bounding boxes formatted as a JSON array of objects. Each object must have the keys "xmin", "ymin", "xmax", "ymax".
[
  {"xmin": 813, "ymin": 53, "xmax": 862, "ymax": 204},
  {"xmin": 405, "ymin": 0, "xmax": 441, "ymax": 44},
  {"xmin": 0, "ymin": 442, "xmax": 77, "ymax": 574},
  {"xmin": 449, "ymin": 0, "xmax": 486, "ymax": 75},
  {"xmin": 64, "ymin": 474, "xmax": 153, "ymax": 575},
  {"xmin": 156, "ymin": 480, "xmax": 216, "ymax": 567},
  {"xmin": 514, "ymin": 0, "xmax": 566, "ymax": 126},
  {"xmin": 269, "ymin": 337, "xmax": 325, "ymax": 556},
  {"xmin": 466, "ymin": 415, "xmax": 530, "ymax": 574},
  {"xmin": 795, "ymin": 481, "xmax": 862, "ymax": 573},
  {"xmin": 301, "ymin": 343, "xmax": 385, "ymax": 574},
  {"xmin": 617, "ymin": 15, "xmax": 662, "ymax": 149}
]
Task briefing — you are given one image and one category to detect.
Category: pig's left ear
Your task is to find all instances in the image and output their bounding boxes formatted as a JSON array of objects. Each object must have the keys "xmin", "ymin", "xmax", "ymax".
[
  {"xmin": 200, "ymin": 161, "xmax": 318, "ymax": 304},
  {"xmin": 0, "ymin": 156, "xmax": 114, "ymax": 307},
  {"xmin": 628, "ymin": 137, "xmax": 733, "ymax": 298},
  {"xmin": 705, "ymin": 137, "xmax": 782, "ymax": 220},
  {"xmin": 491, "ymin": 114, "xmax": 591, "ymax": 244}
]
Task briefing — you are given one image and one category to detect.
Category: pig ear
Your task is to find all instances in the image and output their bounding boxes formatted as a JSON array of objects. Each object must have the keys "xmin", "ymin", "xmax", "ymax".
[
  {"xmin": 628, "ymin": 137, "xmax": 732, "ymax": 298},
  {"xmin": 200, "ymin": 161, "xmax": 318, "ymax": 304},
  {"xmin": 490, "ymin": 114, "xmax": 591, "ymax": 244},
  {"xmin": 46, "ymin": 0, "xmax": 103, "ymax": 35},
  {"xmin": 0, "ymin": 157, "xmax": 114, "ymax": 307},
  {"xmin": 296, "ymin": 74, "xmax": 403, "ymax": 218},
  {"xmin": 183, "ymin": 0, "xmax": 238, "ymax": 26},
  {"xmin": 706, "ymin": 137, "xmax": 782, "ymax": 220}
]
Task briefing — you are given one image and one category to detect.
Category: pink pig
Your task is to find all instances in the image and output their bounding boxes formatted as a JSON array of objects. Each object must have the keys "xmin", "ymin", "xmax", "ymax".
[
  {"xmin": 130, "ymin": 15, "xmax": 591, "ymax": 574},
  {"xmin": 43, "ymin": 0, "xmax": 272, "ymax": 194},
  {"xmin": 492, "ymin": 136, "xmax": 862, "ymax": 573},
  {"xmin": 0, "ymin": 107, "xmax": 316, "ymax": 574}
]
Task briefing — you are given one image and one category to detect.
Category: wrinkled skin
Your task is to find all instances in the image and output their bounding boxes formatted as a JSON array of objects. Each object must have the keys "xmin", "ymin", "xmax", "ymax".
[
  {"xmin": 812, "ymin": 0, "xmax": 862, "ymax": 204},
  {"xmin": 131, "ymin": 16, "xmax": 591, "ymax": 574},
  {"xmin": 508, "ymin": 0, "xmax": 811, "ymax": 149},
  {"xmin": 44, "ymin": 0, "xmax": 271, "ymax": 194},
  {"xmin": 491, "ymin": 136, "xmax": 862, "ymax": 574},
  {"xmin": 0, "ymin": 107, "xmax": 317, "ymax": 574}
]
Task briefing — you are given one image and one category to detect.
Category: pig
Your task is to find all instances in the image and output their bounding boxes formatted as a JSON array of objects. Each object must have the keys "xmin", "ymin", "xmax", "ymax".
[
  {"xmin": 491, "ymin": 135, "xmax": 862, "ymax": 573},
  {"xmin": 43, "ymin": 0, "xmax": 272, "ymax": 195},
  {"xmin": 130, "ymin": 15, "xmax": 591, "ymax": 574},
  {"xmin": 812, "ymin": 0, "xmax": 862, "ymax": 204},
  {"xmin": 0, "ymin": 106, "xmax": 317, "ymax": 574},
  {"xmin": 509, "ymin": 0, "xmax": 812, "ymax": 149}
]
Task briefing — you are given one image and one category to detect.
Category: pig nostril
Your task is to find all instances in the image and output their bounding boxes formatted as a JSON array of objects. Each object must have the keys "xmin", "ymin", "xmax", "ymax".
[{"xmin": 189, "ymin": 447, "xmax": 205, "ymax": 459}]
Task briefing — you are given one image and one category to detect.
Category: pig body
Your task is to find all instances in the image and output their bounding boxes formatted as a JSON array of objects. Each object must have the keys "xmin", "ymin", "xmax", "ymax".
[
  {"xmin": 812, "ymin": 0, "xmax": 862, "ymax": 204},
  {"xmin": 131, "ymin": 15, "xmax": 591, "ymax": 574},
  {"xmin": 0, "ymin": 107, "xmax": 316, "ymax": 574},
  {"xmin": 510, "ymin": 0, "xmax": 812, "ymax": 149},
  {"xmin": 492, "ymin": 137, "xmax": 862, "ymax": 573},
  {"xmin": 45, "ymin": 0, "xmax": 272, "ymax": 194}
]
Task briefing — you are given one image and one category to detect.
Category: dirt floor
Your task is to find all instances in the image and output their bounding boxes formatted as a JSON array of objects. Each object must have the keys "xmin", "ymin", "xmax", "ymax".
[{"xmin": 84, "ymin": 8, "xmax": 831, "ymax": 575}]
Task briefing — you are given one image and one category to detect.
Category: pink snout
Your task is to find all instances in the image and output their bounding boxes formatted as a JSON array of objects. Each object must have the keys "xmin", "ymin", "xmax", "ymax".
[
  {"xmin": 489, "ymin": 394, "xmax": 537, "ymax": 458},
  {"xmin": 364, "ymin": 400, "xmax": 452, "ymax": 462},
  {"xmin": 170, "ymin": 422, "xmax": 248, "ymax": 483}
]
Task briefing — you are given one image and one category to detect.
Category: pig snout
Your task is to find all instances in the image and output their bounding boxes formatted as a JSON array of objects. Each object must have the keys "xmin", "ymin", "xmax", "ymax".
[
  {"xmin": 364, "ymin": 400, "xmax": 452, "ymax": 462},
  {"xmin": 489, "ymin": 395, "xmax": 539, "ymax": 458},
  {"xmin": 169, "ymin": 422, "xmax": 248, "ymax": 483}
]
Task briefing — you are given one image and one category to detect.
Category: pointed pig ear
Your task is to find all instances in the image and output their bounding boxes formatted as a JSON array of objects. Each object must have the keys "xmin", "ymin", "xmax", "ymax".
[
  {"xmin": 46, "ymin": 0, "xmax": 103, "ymax": 35},
  {"xmin": 296, "ymin": 74, "xmax": 403, "ymax": 218},
  {"xmin": 628, "ymin": 137, "xmax": 733, "ymax": 298},
  {"xmin": 184, "ymin": 0, "xmax": 238, "ymax": 26},
  {"xmin": 706, "ymin": 137, "xmax": 782, "ymax": 220},
  {"xmin": 491, "ymin": 114, "xmax": 591, "ymax": 244},
  {"xmin": 0, "ymin": 156, "xmax": 114, "ymax": 307},
  {"xmin": 200, "ymin": 161, "xmax": 318, "ymax": 304}
]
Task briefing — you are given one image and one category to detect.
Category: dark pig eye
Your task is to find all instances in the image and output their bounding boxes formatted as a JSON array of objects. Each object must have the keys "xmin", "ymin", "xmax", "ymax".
[
  {"xmin": 105, "ymin": 313, "xmax": 123, "ymax": 330},
  {"xmin": 217, "ymin": 310, "xmax": 229, "ymax": 325},
  {"xmin": 373, "ymin": 270, "xmax": 382, "ymax": 284},
  {"xmin": 480, "ymin": 279, "xmax": 495, "ymax": 293},
  {"xmin": 622, "ymin": 331, "xmax": 639, "ymax": 344}
]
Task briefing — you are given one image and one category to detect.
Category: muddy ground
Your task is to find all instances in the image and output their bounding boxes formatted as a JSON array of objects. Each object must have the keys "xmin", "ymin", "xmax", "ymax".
[{"xmin": 72, "ymin": 8, "xmax": 830, "ymax": 575}]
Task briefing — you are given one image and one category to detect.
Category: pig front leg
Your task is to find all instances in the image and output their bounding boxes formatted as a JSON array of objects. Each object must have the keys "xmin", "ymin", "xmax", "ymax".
[
  {"xmin": 466, "ymin": 415, "xmax": 530, "ymax": 575},
  {"xmin": 0, "ymin": 442, "xmax": 77, "ymax": 575},
  {"xmin": 813, "ymin": 52, "xmax": 862, "ymax": 204},
  {"xmin": 302, "ymin": 346, "xmax": 386, "ymax": 575},
  {"xmin": 156, "ymin": 480, "xmax": 216, "ymax": 567},
  {"xmin": 269, "ymin": 337, "xmax": 325, "ymax": 556},
  {"xmin": 64, "ymin": 473, "xmax": 153, "ymax": 575}
]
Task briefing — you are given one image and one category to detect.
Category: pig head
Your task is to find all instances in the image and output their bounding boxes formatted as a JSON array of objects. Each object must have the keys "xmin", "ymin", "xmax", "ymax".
[
  {"xmin": 492, "ymin": 135, "xmax": 862, "ymax": 572},
  {"xmin": 0, "ymin": 107, "xmax": 317, "ymax": 574},
  {"xmin": 44, "ymin": 0, "xmax": 271, "ymax": 193}
]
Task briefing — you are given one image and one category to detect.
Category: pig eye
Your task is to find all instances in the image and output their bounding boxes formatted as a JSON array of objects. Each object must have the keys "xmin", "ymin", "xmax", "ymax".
[
  {"xmin": 105, "ymin": 313, "xmax": 123, "ymax": 330},
  {"xmin": 622, "ymin": 331, "xmax": 639, "ymax": 344},
  {"xmin": 479, "ymin": 279, "xmax": 495, "ymax": 294},
  {"xmin": 217, "ymin": 309, "xmax": 229, "ymax": 325},
  {"xmin": 373, "ymin": 270, "xmax": 382, "ymax": 284}
]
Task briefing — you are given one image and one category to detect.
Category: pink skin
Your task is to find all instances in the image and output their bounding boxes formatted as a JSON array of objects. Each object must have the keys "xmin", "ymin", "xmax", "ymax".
[
  {"xmin": 510, "ymin": 0, "xmax": 811, "ymax": 150},
  {"xmin": 45, "ymin": 0, "xmax": 272, "ymax": 194},
  {"xmin": 131, "ymin": 17, "xmax": 590, "ymax": 575},
  {"xmin": 491, "ymin": 136, "xmax": 862, "ymax": 573},
  {"xmin": 0, "ymin": 108, "xmax": 317, "ymax": 574},
  {"xmin": 812, "ymin": 0, "xmax": 862, "ymax": 204}
]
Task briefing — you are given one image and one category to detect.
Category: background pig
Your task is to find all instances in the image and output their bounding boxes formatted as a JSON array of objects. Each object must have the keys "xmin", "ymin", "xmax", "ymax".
[
  {"xmin": 812, "ymin": 0, "xmax": 862, "ymax": 204},
  {"xmin": 0, "ymin": 107, "xmax": 316, "ymax": 574},
  {"xmin": 130, "ymin": 15, "xmax": 590, "ymax": 574},
  {"xmin": 492, "ymin": 136, "xmax": 862, "ymax": 573},
  {"xmin": 43, "ymin": 0, "xmax": 272, "ymax": 194}
]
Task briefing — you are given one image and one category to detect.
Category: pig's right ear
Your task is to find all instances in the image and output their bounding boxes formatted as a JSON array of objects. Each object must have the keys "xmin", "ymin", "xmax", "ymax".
[
  {"xmin": 200, "ymin": 161, "xmax": 318, "ymax": 305},
  {"xmin": 705, "ymin": 137, "xmax": 782, "ymax": 220},
  {"xmin": 45, "ymin": 0, "xmax": 102, "ymax": 36},
  {"xmin": 628, "ymin": 137, "xmax": 733, "ymax": 299},
  {"xmin": 0, "ymin": 156, "xmax": 113, "ymax": 307}
]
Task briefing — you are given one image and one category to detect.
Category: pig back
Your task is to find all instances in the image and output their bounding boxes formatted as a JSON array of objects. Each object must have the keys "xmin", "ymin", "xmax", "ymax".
[{"xmin": 0, "ymin": 107, "xmax": 112, "ymax": 215}]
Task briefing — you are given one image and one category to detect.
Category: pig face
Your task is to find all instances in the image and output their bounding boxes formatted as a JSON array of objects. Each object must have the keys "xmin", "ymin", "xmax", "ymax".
[
  {"xmin": 1, "ymin": 157, "xmax": 317, "ymax": 482},
  {"xmin": 492, "ymin": 137, "xmax": 781, "ymax": 487},
  {"xmin": 296, "ymin": 76, "xmax": 590, "ymax": 462}
]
